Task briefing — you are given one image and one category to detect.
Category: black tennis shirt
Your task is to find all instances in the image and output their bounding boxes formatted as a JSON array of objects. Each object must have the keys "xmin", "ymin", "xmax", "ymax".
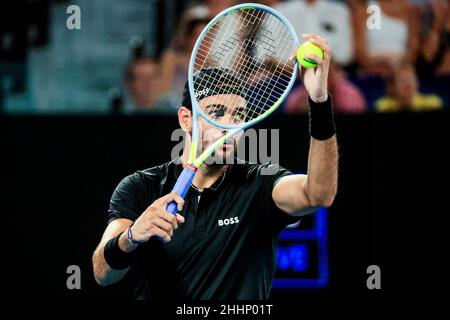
[{"xmin": 108, "ymin": 159, "xmax": 299, "ymax": 300}]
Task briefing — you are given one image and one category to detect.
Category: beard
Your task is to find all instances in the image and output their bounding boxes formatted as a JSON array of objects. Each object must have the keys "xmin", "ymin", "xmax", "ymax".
[{"xmin": 200, "ymin": 137, "xmax": 237, "ymax": 168}]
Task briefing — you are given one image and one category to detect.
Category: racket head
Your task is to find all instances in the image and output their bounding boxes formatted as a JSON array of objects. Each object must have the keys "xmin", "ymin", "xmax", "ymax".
[{"xmin": 188, "ymin": 3, "xmax": 299, "ymax": 131}]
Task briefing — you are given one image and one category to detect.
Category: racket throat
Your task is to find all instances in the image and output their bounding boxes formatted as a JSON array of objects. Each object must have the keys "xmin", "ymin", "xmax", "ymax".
[
  {"xmin": 189, "ymin": 141, "xmax": 199, "ymax": 164},
  {"xmin": 185, "ymin": 163, "xmax": 198, "ymax": 172}
]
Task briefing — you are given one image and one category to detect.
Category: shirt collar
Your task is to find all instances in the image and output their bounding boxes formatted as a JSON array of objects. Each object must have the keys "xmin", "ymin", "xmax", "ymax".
[{"xmin": 172, "ymin": 158, "xmax": 231, "ymax": 193}]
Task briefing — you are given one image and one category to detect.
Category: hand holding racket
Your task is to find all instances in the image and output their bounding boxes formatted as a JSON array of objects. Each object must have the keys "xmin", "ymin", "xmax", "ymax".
[{"xmin": 166, "ymin": 3, "xmax": 299, "ymax": 215}]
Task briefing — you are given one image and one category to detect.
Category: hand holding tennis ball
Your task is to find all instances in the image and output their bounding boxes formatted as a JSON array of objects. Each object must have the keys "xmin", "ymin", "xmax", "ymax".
[
  {"xmin": 293, "ymin": 34, "xmax": 332, "ymax": 103},
  {"xmin": 296, "ymin": 41, "xmax": 324, "ymax": 68}
]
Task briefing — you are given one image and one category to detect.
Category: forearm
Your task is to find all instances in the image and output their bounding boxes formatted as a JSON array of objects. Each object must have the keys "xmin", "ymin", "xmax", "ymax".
[
  {"xmin": 92, "ymin": 231, "xmax": 138, "ymax": 286},
  {"xmin": 305, "ymin": 135, "xmax": 338, "ymax": 207},
  {"xmin": 304, "ymin": 95, "xmax": 338, "ymax": 206},
  {"xmin": 272, "ymin": 96, "xmax": 338, "ymax": 214}
]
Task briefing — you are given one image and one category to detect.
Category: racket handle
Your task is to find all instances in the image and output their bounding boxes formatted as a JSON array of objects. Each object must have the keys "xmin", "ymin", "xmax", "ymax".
[{"xmin": 166, "ymin": 164, "xmax": 197, "ymax": 215}]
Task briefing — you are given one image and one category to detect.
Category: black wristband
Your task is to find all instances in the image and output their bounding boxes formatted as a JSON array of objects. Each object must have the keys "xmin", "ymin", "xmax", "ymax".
[
  {"xmin": 308, "ymin": 95, "xmax": 336, "ymax": 140},
  {"xmin": 103, "ymin": 233, "xmax": 134, "ymax": 270}
]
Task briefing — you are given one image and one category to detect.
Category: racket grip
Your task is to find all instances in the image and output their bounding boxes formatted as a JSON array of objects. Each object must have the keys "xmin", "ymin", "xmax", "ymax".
[{"xmin": 166, "ymin": 164, "xmax": 197, "ymax": 215}]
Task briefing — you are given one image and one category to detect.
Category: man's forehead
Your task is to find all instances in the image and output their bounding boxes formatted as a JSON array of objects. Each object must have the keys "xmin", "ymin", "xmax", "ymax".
[{"xmin": 199, "ymin": 94, "xmax": 247, "ymax": 107}]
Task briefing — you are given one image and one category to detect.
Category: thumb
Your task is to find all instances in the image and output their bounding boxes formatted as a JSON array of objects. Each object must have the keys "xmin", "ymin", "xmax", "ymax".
[{"xmin": 153, "ymin": 192, "xmax": 185, "ymax": 211}]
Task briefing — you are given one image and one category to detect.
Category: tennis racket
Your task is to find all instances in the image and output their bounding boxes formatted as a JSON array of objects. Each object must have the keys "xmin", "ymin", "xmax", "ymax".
[{"xmin": 166, "ymin": 3, "xmax": 299, "ymax": 214}]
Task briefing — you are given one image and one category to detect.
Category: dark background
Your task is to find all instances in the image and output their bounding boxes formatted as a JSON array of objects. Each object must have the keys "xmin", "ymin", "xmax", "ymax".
[{"xmin": 2, "ymin": 111, "xmax": 449, "ymax": 301}]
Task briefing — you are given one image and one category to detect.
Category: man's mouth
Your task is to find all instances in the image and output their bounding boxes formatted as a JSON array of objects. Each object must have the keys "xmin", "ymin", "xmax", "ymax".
[
  {"xmin": 222, "ymin": 138, "xmax": 234, "ymax": 148},
  {"xmin": 222, "ymin": 143, "xmax": 233, "ymax": 149},
  {"xmin": 202, "ymin": 137, "xmax": 235, "ymax": 152}
]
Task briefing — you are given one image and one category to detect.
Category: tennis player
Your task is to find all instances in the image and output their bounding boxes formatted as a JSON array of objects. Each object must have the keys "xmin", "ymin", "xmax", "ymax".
[{"xmin": 92, "ymin": 34, "xmax": 338, "ymax": 300}]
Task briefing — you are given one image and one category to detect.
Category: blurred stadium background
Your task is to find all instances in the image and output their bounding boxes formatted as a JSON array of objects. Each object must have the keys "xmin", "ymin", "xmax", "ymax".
[{"xmin": 1, "ymin": 0, "xmax": 449, "ymax": 301}]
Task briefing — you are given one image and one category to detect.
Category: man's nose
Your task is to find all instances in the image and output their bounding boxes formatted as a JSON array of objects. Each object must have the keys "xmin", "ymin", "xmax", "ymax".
[
  {"xmin": 221, "ymin": 129, "xmax": 228, "ymax": 138},
  {"xmin": 220, "ymin": 113, "xmax": 235, "ymax": 125}
]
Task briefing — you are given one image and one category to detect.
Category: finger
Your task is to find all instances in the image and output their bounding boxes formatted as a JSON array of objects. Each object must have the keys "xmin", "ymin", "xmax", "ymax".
[
  {"xmin": 153, "ymin": 218, "xmax": 173, "ymax": 235},
  {"xmin": 152, "ymin": 227, "xmax": 171, "ymax": 243},
  {"xmin": 152, "ymin": 192, "xmax": 185, "ymax": 213},
  {"xmin": 176, "ymin": 214, "xmax": 185, "ymax": 224},
  {"xmin": 171, "ymin": 192, "xmax": 185, "ymax": 211},
  {"xmin": 158, "ymin": 209, "xmax": 179, "ymax": 230},
  {"xmin": 302, "ymin": 34, "xmax": 332, "ymax": 55},
  {"xmin": 302, "ymin": 33, "xmax": 328, "ymax": 45},
  {"xmin": 304, "ymin": 54, "xmax": 324, "ymax": 66},
  {"xmin": 306, "ymin": 38, "xmax": 330, "ymax": 53},
  {"xmin": 300, "ymin": 64, "xmax": 315, "ymax": 79},
  {"xmin": 299, "ymin": 64, "xmax": 306, "ymax": 78},
  {"xmin": 305, "ymin": 38, "xmax": 332, "ymax": 60},
  {"xmin": 289, "ymin": 49, "xmax": 297, "ymax": 61},
  {"xmin": 164, "ymin": 192, "xmax": 185, "ymax": 211}
]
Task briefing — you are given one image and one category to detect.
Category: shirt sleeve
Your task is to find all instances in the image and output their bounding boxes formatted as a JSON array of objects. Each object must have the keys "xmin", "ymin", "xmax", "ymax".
[
  {"xmin": 257, "ymin": 163, "xmax": 301, "ymax": 233},
  {"xmin": 107, "ymin": 172, "xmax": 147, "ymax": 224}
]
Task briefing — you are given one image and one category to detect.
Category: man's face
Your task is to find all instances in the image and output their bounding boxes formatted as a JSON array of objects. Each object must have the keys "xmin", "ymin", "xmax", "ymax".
[{"xmin": 196, "ymin": 94, "xmax": 247, "ymax": 163}]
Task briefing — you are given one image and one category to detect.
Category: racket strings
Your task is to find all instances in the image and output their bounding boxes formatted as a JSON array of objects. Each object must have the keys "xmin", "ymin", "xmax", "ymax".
[
  {"xmin": 194, "ymin": 8, "xmax": 296, "ymax": 126},
  {"xmin": 236, "ymin": 10, "xmax": 295, "ymax": 120},
  {"xmin": 197, "ymin": 11, "xmax": 283, "ymax": 89}
]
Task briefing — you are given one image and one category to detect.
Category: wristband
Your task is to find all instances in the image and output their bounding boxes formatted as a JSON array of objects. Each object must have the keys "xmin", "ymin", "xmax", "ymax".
[
  {"xmin": 103, "ymin": 233, "xmax": 134, "ymax": 270},
  {"xmin": 308, "ymin": 95, "xmax": 336, "ymax": 140}
]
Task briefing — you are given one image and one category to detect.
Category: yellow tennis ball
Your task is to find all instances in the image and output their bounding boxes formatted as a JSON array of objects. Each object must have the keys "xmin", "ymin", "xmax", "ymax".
[{"xmin": 296, "ymin": 41, "xmax": 324, "ymax": 68}]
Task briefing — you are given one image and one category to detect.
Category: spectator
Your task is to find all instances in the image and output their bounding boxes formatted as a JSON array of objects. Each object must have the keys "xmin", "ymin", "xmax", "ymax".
[
  {"xmin": 285, "ymin": 61, "xmax": 367, "ymax": 114},
  {"xmin": 123, "ymin": 57, "xmax": 170, "ymax": 113},
  {"xmin": 201, "ymin": 0, "xmax": 238, "ymax": 17},
  {"xmin": 351, "ymin": 0, "xmax": 421, "ymax": 77},
  {"xmin": 275, "ymin": 0, "xmax": 354, "ymax": 66},
  {"xmin": 158, "ymin": 6, "xmax": 211, "ymax": 110},
  {"xmin": 374, "ymin": 64, "xmax": 443, "ymax": 112},
  {"xmin": 415, "ymin": 0, "xmax": 449, "ymax": 78}
]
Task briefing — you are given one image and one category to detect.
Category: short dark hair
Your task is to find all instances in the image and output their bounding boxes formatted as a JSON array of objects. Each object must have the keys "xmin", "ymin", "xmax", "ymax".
[{"xmin": 181, "ymin": 68, "xmax": 247, "ymax": 109}]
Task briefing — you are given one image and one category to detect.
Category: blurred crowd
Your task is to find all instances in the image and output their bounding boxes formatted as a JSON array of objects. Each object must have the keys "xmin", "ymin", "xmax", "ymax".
[{"xmin": 122, "ymin": 0, "xmax": 450, "ymax": 115}]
